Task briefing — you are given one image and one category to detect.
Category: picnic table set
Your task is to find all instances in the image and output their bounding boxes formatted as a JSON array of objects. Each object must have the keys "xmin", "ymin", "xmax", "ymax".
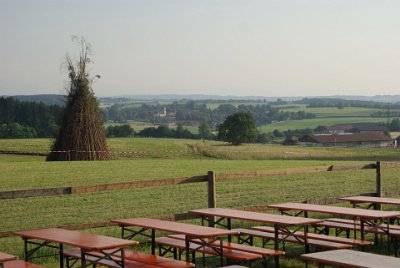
[{"xmin": 2, "ymin": 195, "xmax": 400, "ymax": 268}]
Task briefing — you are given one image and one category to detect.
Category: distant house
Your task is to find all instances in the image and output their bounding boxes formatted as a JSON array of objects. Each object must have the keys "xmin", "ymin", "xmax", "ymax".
[
  {"xmin": 299, "ymin": 133, "xmax": 392, "ymax": 148},
  {"xmin": 327, "ymin": 124, "xmax": 388, "ymax": 135}
]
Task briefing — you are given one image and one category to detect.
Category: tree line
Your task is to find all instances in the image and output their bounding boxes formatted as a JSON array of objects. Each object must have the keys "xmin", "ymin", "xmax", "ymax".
[
  {"xmin": 102, "ymin": 101, "xmax": 316, "ymax": 127},
  {"xmin": 0, "ymin": 97, "xmax": 63, "ymax": 138}
]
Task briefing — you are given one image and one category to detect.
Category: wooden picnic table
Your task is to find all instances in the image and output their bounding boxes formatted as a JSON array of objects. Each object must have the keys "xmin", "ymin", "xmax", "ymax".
[
  {"xmin": 14, "ymin": 228, "xmax": 138, "ymax": 268},
  {"xmin": 111, "ymin": 217, "xmax": 238, "ymax": 266},
  {"xmin": 339, "ymin": 195, "xmax": 400, "ymax": 210},
  {"xmin": 267, "ymin": 202, "xmax": 400, "ymax": 243},
  {"xmin": 0, "ymin": 253, "xmax": 17, "ymax": 268},
  {"xmin": 301, "ymin": 249, "xmax": 400, "ymax": 268},
  {"xmin": 189, "ymin": 208, "xmax": 323, "ymax": 268}
]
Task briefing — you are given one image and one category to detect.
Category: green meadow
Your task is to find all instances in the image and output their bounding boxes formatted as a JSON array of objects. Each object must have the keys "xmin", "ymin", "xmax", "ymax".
[{"xmin": 1, "ymin": 137, "xmax": 400, "ymax": 267}]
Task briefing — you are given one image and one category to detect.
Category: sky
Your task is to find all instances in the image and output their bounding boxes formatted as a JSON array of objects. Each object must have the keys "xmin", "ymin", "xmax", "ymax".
[{"xmin": 1, "ymin": 0, "xmax": 400, "ymax": 97}]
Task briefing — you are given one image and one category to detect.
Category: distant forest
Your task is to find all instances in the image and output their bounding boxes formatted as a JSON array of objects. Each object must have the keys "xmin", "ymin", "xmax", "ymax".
[{"xmin": 0, "ymin": 97, "xmax": 63, "ymax": 138}]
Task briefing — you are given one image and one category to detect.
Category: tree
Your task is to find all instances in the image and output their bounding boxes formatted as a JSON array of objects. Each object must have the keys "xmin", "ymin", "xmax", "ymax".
[
  {"xmin": 272, "ymin": 129, "xmax": 284, "ymax": 137},
  {"xmin": 47, "ymin": 38, "xmax": 110, "ymax": 161},
  {"xmin": 218, "ymin": 111, "xmax": 257, "ymax": 145},
  {"xmin": 107, "ymin": 124, "xmax": 134, "ymax": 137},
  {"xmin": 198, "ymin": 122, "xmax": 211, "ymax": 139}
]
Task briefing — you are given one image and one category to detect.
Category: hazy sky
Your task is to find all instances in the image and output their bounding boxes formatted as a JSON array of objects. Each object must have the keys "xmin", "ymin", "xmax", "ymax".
[{"xmin": 1, "ymin": 0, "xmax": 400, "ymax": 97}]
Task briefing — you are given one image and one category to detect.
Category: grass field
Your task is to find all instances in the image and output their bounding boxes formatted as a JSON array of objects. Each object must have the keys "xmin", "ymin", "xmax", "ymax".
[
  {"xmin": 2, "ymin": 138, "xmax": 400, "ymax": 267},
  {"xmin": 193, "ymin": 142, "xmax": 400, "ymax": 161}
]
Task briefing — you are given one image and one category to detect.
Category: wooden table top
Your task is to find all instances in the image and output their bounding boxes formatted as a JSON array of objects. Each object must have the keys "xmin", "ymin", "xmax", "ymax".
[
  {"xmin": 189, "ymin": 208, "xmax": 322, "ymax": 226},
  {"xmin": 267, "ymin": 202, "xmax": 400, "ymax": 220},
  {"xmin": 301, "ymin": 249, "xmax": 400, "ymax": 268},
  {"xmin": 111, "ymin": 217, "xmax": 238, "ymax": 238},
  {"xmin": 14, "ymin": 228, "xmax": 138, "ymax": 251},
  {"xmin": 0, "ymin": 252, "xmax": 17, "ymax": 263},
  {"xmin": 339, "ymin": 195, "xmax": 400, "ymax": 205}
]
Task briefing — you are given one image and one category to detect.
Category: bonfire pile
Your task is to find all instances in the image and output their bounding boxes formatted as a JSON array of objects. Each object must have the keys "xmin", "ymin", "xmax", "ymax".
[{"xmin": 47, "ymin": 39, "xmax": 110, "ymax": 161}]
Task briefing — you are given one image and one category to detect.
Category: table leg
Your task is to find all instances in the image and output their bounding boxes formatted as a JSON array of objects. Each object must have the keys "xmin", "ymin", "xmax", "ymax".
[
  {"xmin": 387, "ymin": 221, "xmax": 392, "ymax": 256},
  {"xmin": 274, "ymin": 225, "xmax": 280, "ymax": 268},
  {"xmin": 151, "ymin": 229, "xmax": 156, "ymax": 255},
  {"xmin": 220, "ymin": 238, "xmax": 224, "ymax": 267},
  {"xmin": 81, "ymin": 251, "xmax": 87, "ymax": 268},
  {"xmin": 24, "ymin": 238, "xmax": 28, "ymax": 261},
  {"xmin": 304, "ymin": 225, "xmax": 309, "ymax": 254},
  {"xmin": 120, "ymin": 248, "xmax": 125, "ymax": 268},
  {"xmin": 59, "ymin": 244, "xmax": 64, "ymax": 268},
  {"xmin": 227, "ymin": 218, "xmax": 232, "ymax": 242},
  {"xmin": 360, "ymin": 218, "xmax": 365, "ymax": 251},
  {"xmin": 185, "ymin": 236, "xmax": 190, "ymax": 263}
]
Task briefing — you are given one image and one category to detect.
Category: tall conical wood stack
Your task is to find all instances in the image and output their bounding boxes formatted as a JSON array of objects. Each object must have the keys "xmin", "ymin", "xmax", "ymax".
[{"xmin": 47, "ymin": 40, "xmax": 110, "ymax": 161}]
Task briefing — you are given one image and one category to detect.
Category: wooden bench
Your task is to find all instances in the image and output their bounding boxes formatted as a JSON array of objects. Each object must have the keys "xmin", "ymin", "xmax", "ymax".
[
  {"xmin": 63, "ymin": 248, "xmax": 194, "ymax": 268},
  {"xmin": 3, "ymin": 260, "xmax": 44, "ymax": 268},
  {"xmin": 301, "ymin": 249, "xmax": 400, "ymax": 268},
  {"xmin": 313, "ymin": 219, "xmax": 400, "ymax": 237},
  {"xmin": 251, "ymin": 226, "xmax": 373, "ymax": 246},
  {"xmin": 168, "ymin": 234, "xmax": 284, "ymax": 258},
  {"xmin": 234, "ymin": 228, "xmax": 353, "ymax": 250},
  {"xmin": 325, "ymin": 218, "xmax": 400, "ymax": 230},
  {"xmin": 154, "ymin": 236, "xmax": 263, "ymax": 262}
]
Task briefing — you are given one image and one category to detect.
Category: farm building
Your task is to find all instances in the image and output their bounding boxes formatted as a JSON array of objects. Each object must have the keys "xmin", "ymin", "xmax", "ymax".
[
  {"xmin": 299, "ymin": 133, "xmax": 392, "ymax": 148},
  {"xmin": 327, "ymin": 124, "xmax": 388, "ymax": 134}
]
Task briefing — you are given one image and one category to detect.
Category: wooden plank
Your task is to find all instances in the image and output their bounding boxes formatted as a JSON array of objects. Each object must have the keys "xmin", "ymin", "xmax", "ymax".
[
  {"xmin": 0, "ymin": 176, "xmax": 207, "ymax": 200},
  {"xmin": 216, "ymin": 166, "xmax": 331, "ymax": 180},
  {"xmin": 0, "ymin": 187, "xmax": 71, "ymax": 200},
  {"xmin": 71, "ymin": 176, "xmax": 208, "ymax": 194}
]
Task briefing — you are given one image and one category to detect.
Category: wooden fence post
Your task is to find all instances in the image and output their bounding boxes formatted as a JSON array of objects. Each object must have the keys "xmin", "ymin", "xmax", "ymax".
[
  {"xmin": 375, "ymin": 161, "xmax": 382, "ymax": 210},
  {"xmin": 207, "ymin": 171, "xmax": 216, "ymax": 227}
]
